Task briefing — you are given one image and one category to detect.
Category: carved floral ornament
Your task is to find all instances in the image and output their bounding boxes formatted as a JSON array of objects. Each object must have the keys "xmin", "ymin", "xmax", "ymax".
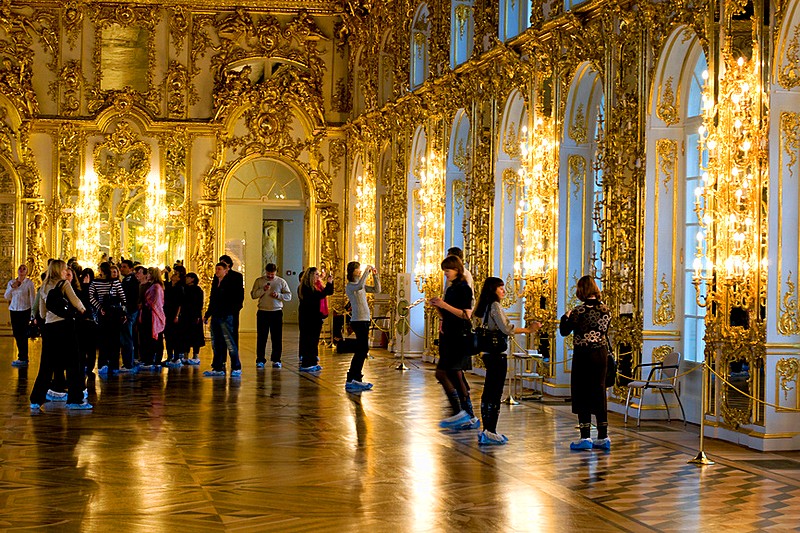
[
  {"xmin": 93, "ymin": 122, "xmax": 151, "ymax": 190},
  {"xmin": 779, "ymin": 24, "xmax": 800, "ymax": 89},
  {"xmin": 656, "ymin": 77, "xmax": 679, "ymax": 126},
  {"xmin": 776, "ymin": 358, "xmax": 800, "ymax": 402},
  {"xmin": 568, "ymin": 104, "xmax": 587, "ymax": 144}
]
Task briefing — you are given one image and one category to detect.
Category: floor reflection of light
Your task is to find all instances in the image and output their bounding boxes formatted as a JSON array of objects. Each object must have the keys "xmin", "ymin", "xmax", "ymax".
[
  {"xmin": 506, "ymin": 482, "xmax": 548, "ymax": 530},
  {"xmin": 408, "ymin": 431, "xmax": 437, "ymax": 530}
]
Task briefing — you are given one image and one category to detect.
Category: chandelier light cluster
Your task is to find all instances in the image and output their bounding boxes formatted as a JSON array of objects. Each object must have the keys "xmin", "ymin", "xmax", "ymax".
[
  {"xmin": 693, "ymin": 56, "xmax": 767, "ymax": 310},
  {"xmin": 413, "ymin": 150, "xmax": 445, "ymax": 292},
  {"xmin": 353, "ymin": 170, "xmax": 376, "ymax": 264},
  {"xmin": 74, "ymin": 170, "xmax": 100, "ymax": 267},
  {"xmin": 143, "ymin": 171, "xmax": 169, "ymax": 267},
  {"xmin": 513, "ymin": 116, "xmax": 559, "ymax": 316}
]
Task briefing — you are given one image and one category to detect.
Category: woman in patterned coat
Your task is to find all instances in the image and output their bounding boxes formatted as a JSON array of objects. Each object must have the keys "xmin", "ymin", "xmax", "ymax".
[{"xmin": 559, "ymin": 275, "xmax": 612, "ymax": 451}]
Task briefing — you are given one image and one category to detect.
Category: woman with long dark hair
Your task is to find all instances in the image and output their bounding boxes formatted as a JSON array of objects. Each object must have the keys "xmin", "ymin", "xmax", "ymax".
[
  {"xmin": 559, "ymin": 275, "xmax": 612, "ymax": 450},
  {"xmin": 429, "ymin": 255, "xmax": 478, "ymax": 430},
  {"xmin": 473, "ymin": 277, "xmax": 540, "ymax": 444},
  {"xmin": 297, "ymin": 266, "xmax": 333, "ymax": 372},
  {"xmin": 140, "ymin": 267, "xmax": 166, "ymax": 369},
  {"xmin": 344, "ymin": 261, "xmax": 381, "ymax": 392},
  {"xmin": 164, "ymin": 266, "xmax": 186, "ymax": 366},
  {"xmin": 30, "ymin": 259, "xmax": 90, "ymax": 410},
  {"xmin": 77, "ymin": 268, "xmax": 97, "ymax": 376},
  {"xmin": 90, "ymin": 261, "xmax": 127, "ymax": 375},
  {"xmin": 179, "ymin": 272, "xmax": 205, "ymax": 364}
]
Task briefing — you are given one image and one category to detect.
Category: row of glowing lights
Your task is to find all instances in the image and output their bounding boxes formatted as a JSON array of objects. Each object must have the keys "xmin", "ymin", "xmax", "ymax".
[
  {"xmin": 354, "ymin": 173, "xmax": 376, "ymax": 263},
  {"xmin": 693, "ymin": 57, "xmax": 766, "ymax": 282},
  {"xmin": 414, "ymin": 153, "xmax": 445, "ymax": 283}
]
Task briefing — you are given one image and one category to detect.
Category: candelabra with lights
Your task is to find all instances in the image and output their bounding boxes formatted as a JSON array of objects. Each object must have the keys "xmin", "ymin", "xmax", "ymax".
[
  {"xmin": 353, "ymin": 169, "xmax": 376, "ymax": 264},
  {"xmin": 513, "ymin": 116, "xmax": 559, "ymax": 327},
  {"xmin": 74, "ymin": 170, "xmax": 100, "ymax": 267}
]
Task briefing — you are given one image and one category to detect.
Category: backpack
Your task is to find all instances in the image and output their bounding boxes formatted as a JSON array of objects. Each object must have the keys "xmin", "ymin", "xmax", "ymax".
[{"xmin": 45, "ymin": 280, "xmax": 77, "ymax": 319}]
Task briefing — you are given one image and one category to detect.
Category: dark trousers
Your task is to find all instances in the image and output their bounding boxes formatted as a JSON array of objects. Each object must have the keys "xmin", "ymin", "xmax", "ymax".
[
  {"xmin": 31, "ymin": 320, "xmax": 84, "ymax": 404},
  {"xmin": 256, "ymin": 310, "xmax": 283, "ymax": 363},
  {"xmin": 9, "ymin": 309, "xmax": 30, "ymax": 360},
  {"xmin": 97, "ymin": 320, "xmax": 122, "ymax": 371},
  {"xmin": 347, "ymin": 321, "xmax": 370, "ymax": 381},
  {"xmin": 299, "ymin": 318, "xmax": 323, "ymax": 367},
  {"xmin": 120, "ymin": 309, "xmax": 138, "ymax": 366},
  {"xmin": 77, "ymin": 319, "xmax": 97, "ymax": 374},
  {"xmin": 210, "ymin": 314, "xmax": 241, "ymax": 371},
  {"xmin": 481, "ymin": 352, "xmax": 507, "ymax": 406}
]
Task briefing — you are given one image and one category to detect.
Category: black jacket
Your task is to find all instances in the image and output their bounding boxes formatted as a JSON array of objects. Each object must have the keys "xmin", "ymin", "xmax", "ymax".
[{"xmin": 204, "ymin": 272, "xmax": 244, "ymax": 319}]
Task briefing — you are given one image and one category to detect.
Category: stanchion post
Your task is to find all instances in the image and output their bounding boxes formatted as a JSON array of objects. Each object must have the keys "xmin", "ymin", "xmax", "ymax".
[{"xmin": 689, "ymin": 360, "xmax": 715, "ymax": 466}]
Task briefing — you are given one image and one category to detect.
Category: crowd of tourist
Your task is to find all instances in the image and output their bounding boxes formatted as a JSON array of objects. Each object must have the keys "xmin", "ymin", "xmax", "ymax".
[{"xmin": 6, "ymin": 248, "xmax": 612, "ymax": 450}]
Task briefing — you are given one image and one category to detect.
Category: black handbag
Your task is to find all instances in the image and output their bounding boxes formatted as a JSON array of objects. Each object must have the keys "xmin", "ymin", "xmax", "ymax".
[
  {"xmin": 462, "ymin": 318, "xmax": 480, "ymax": 355},
  {"xmin": 45, "ymin": 280, "xmax": 78, "ymax": 320},
  {"xmin": 476, "ymin": 304, "xmax": 508, "ymax": 353}
]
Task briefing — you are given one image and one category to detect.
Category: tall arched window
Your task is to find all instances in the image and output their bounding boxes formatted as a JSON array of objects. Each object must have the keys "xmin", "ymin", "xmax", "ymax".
[
  {"xmin": 451, "ymin": 0, "xmax": 474, "ymax": 67},
  {"xmin": 410, "ymin": 4, "xmax": 430, "ymax": 90},
  {"xmin": 499, "ymin": 0, "xmax": 531, "ymax": 41},
  {"xmin": 683, "ymin": 51, "xmax": 708, "ymax": 363}
]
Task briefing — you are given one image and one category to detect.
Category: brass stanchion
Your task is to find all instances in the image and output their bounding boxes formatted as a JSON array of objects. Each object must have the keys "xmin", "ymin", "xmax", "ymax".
[
  {"xmin": 502, "ymin": 353, "xmax": 523, "ymax": 405},
  {"xmin": 688, "ymin": 361, "xmax": 715, "ymax": 466}
]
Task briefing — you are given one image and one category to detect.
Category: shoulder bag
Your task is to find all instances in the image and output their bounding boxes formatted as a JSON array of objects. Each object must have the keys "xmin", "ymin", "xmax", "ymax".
[{"xmin": 476, "ymin": 303, "xmax": 509, "ymax": 353}]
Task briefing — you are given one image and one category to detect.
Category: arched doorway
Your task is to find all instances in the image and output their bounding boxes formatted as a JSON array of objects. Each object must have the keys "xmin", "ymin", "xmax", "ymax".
[{"xmin": 224, "ymin": 157, "xmax": 307, "ymax": 331}]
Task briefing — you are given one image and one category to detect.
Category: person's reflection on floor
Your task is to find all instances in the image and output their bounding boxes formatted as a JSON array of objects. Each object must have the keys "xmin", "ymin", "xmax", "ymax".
[{"xmin": 30, "ymin": 414, "xmax": 96, "ymax": 528}]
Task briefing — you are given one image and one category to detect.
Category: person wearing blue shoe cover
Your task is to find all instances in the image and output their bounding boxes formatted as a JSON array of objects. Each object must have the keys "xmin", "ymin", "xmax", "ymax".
[
  {"xmin": 473, "ymin": 277, "xmax": 540, "ymax": 445},
  {"xmin": 251, "ymin": 263, "xmax": 292, "ymax": 370},
  {"xmin": 429, "ymin": 255, "xmax": 477, "ymax": 430},
  {"xmin": 560, "ymin": 275, "xmax": 612, "ymax": 451},
  {"xmin": 344, "ymin": 261, "xmax": 381, "ymax": 392},
  {"xmin": 204, "ymin": 262, "xmax": 244, "ymax": 377},
  {"xmin": 297, "ymin": 267, "xmax": 333, "ymax": 372}
]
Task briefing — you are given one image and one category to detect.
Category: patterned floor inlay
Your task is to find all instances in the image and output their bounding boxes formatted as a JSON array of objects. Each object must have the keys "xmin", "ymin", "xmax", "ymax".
[{"xmin": 1, "ymin": 331, "xmax": 799, "ymax": 532}]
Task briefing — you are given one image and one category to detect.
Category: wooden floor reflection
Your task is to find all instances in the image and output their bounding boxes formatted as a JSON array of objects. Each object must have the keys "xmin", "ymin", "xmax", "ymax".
[{"xmin": 2, "ymin": 332, "xmax": 800, "ymax": 532}]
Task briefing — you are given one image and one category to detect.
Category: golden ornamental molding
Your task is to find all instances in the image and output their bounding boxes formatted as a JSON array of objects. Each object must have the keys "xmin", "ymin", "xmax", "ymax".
[
  {"xmin": 568, "ymin": 103, "xmax": 587, "ymax": 144},
  {"xmin": 502, "ymin": 122, "xmax": 521, "ymax": 159},
  {"xmin": 93, "ymin": 122, "xmax": 151, "ymax": 190},
  {"xmin": 776, "ymin": 358, "xmax": 800, "ymax": 411},
  {"xmin": 567, "ymin": 154, "xmax": 585, "ymax": 199},
  {"xmin": 778, "ymin": 272, "xmax": 800, "ymax": 335},
  {"xmin": 169, "ymin": 6, "xmax": 189, "ymax": 52},
  {"xmin": 779, "ymin": 24, "xmax": 800, "ymax": 89},
  {"xmin": 651, "ymin": 344, "xmax": 673, "ymax": 364},
  {"xmin": 656, "ymin": 77, "xmax": 679, "ymax": 126},
  {"xmin": 654, "ymin": 273, "xmax": 675, "ymax": 325},
  {"xmin": 502, "ymin": 167, "xmax": 518, "ymax": 204}
]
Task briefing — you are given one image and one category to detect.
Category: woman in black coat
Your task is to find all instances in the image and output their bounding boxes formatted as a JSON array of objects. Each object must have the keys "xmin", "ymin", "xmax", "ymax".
[
  {"xmin": 297, "ymin": 267, "xmax": 333, "ymax": 372},
  {"xmin": 559, "ymin": 275, "xmax": 612, "ymax": 451}
]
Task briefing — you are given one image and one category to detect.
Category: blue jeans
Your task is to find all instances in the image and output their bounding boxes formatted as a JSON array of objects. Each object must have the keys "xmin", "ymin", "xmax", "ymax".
[
  {"xmin": 120, "ymin": 309, "xmax": 138, "ymax": 367},
  {"xmin": 210, "ymin": 315, "xmax": 241, "ymax": 371}
]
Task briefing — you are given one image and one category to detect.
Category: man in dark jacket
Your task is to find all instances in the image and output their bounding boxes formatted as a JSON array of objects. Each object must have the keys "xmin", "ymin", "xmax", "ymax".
[
  {"xmin": 203, "ymin": 262, "xmax": 244, "ymax": 376},
  {"xmin": 219, "ymin": 254, "xmax": 244, "ymax": 347}
]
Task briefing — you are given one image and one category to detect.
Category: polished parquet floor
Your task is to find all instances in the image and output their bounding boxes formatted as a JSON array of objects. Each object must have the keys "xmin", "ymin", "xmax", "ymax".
[{"xmin": 2, "ymin": 331, "xmax": 800, "ymax": 532}]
